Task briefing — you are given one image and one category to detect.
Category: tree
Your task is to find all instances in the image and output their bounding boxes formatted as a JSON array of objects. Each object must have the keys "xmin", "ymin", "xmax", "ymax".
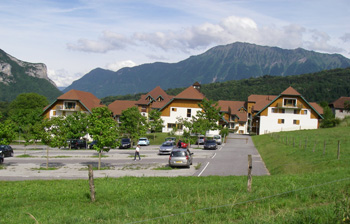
[
  {"xmin": 321, "ymin": 105, "xmax": 339, "ymax": 128},
  {"xmin": 119, "ymin": 107, "xmax": 147, "ymax": 146},
  {"xmin": 87, "ymin": 107, "xmax": 119, "ymax": 170},
  {"xmin": 8, "ymin": 93, "xmax": 48, "ymax": 126},
  {"xmin": 63, "ymin": 112, "xmax": 89, "ymax": 148},
  {"xmin": 194, "ymin": 98, "xmax": 222, "ymax": 135},
  {"xmin": 148, "ymin": 109, "xmax": 164, "ymax": 133},
  {"xmin": 0, "ymin": 116, "xmax": 16, "ymax": 144}
]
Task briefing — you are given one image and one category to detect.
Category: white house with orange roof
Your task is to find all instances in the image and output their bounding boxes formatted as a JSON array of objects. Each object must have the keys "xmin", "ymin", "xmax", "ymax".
[
  {"xmin": 249, "ymin": 87, "xmax": 323, "ymax": 135},
  {"xmin": 329, "ymin": 96, "xmax": 350, "ymax": 119},
  {"xmin": 42, "ymin": 89, "xmax": 104, "ymax": 119}
]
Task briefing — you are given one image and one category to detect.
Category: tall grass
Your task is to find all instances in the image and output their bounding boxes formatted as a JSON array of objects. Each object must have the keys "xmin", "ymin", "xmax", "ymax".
[{"xmin": 1, "ymin": 126, "xmax": 350, "ymax": 223}]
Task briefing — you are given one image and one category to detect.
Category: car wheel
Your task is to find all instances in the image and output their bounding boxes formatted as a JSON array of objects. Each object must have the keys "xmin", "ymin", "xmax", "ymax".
[{"xmin": 10, "ymin": 152, "xmax": 14, "ymax": 157}]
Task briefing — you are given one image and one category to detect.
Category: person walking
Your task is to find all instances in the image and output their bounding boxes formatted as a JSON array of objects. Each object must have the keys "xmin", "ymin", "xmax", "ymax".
[{"xmin": 134, "ymin": 144, "xmax": 141, "ymax": 161}]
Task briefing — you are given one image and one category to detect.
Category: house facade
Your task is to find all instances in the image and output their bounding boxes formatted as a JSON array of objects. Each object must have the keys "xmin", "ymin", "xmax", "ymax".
[
  {"xmin": 329, "ymin": 97, "xmax": 350, "ymax": 119},
  {"xmin": 217, "ymin": 100, "xmax": 248, "ymax": 134},
  {"xmin": 248, "ymin": 87, "xmax": 323, "ymax": 135},
  {"xmin": 42, "ymin": 89, "xmax": 104, "ymax": 119}
]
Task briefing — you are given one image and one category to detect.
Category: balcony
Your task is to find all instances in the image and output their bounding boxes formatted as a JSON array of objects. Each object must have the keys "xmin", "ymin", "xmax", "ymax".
[
  {"xmin": 56, "ymin": 105, "xmax": 81, "ymax": 111},
  {"xmin": 276, "ymin": 102, "xmax": 303, "ymax": 109}
]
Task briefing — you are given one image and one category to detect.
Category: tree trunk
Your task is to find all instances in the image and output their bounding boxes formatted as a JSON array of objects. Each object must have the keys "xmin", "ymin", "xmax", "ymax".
[
  {"xmin": 88, "ymin": 165, "xmax": 96, "ymax": 202},
  {"xmin": 98, "ymin": 150, "xmax": 102, "ymax": 170}
]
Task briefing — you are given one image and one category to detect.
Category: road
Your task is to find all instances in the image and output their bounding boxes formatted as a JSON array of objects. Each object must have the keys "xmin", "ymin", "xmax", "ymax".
[{"xmin": 1, "ymin": 134, "xmax": 269, "ymax": 181}]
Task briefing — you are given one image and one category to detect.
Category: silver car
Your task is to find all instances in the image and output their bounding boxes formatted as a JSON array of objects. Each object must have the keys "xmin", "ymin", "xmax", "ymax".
[
  {"xmin": 159, "ymin": 141, "xmax": 175, "ymax": 155},
  {"xmin": 169, "ymin": 148, "xmax": 193, "ymax": 168}
]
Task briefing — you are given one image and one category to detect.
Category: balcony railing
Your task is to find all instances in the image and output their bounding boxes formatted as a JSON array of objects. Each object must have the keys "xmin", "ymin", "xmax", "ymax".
[
  {"xmin": 276, "ymin": 103, "xmax": 303, "ymax": 109},
  {"xmin": 56, "ymin": 105, "xmax": 81, "ymax": 111}
]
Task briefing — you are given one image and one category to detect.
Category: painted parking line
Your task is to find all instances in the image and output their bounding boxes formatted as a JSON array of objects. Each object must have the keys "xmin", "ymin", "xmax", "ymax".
[
  {"xmin": 211, "ymin": 153, "xmax": 217, "ymax": 159},
  {"xmin": 198, "ymin": 162, "xmax": 210, "ymax": 177}
]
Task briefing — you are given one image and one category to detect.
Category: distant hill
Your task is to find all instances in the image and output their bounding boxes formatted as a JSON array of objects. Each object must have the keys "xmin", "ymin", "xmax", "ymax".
[
  {"xmin": 101, "ymin": 68, "xmax": 350, "ymax": 105},
  {"xmin": 0, "ymin": 49, "xmax": 62, "ymax": 102},
  {"xmin": 64, "ymin": 42, "xmax": 350, "ymax": 98}
]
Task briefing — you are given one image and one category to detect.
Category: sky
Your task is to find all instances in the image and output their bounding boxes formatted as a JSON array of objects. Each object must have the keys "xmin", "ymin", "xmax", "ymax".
[{"xmin": 1, "ymin": 0, "xmax": 350, "ymax": 87}]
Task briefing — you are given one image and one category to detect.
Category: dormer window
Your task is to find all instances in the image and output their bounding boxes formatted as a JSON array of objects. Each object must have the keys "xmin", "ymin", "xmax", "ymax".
[
  {"xmin": 64, "ymin": 101, "xmax": 76, "ymax": 109},
  {"xmin": 283, "ymin": 98, "xmax": 297, "ymax": 107}
]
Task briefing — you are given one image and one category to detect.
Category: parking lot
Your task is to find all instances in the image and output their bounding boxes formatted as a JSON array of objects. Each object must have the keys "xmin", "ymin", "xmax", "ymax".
[{"xmin": 0, "ymin": 144, "xmax": 216, "ymax": 181}]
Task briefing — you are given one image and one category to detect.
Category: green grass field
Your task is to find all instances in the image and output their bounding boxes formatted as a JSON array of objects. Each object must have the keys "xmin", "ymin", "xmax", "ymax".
[{"xmin": 2, "ymin": 126, "xmax": 350, "ymax": 223}]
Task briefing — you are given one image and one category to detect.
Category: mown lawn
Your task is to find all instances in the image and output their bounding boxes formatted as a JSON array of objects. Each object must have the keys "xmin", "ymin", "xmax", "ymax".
[{"xmin": 1, "ymin": 126, "xmax": 350, "ymax": 223}]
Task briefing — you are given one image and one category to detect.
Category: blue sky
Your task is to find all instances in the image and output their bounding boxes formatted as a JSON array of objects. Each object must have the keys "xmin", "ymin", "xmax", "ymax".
[{"xmin": 1, "ymin": 0, "xmax": 349, "ymax": 87}]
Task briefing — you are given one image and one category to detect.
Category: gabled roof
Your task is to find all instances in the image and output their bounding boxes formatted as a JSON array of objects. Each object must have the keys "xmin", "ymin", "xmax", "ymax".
[
  {"xmin": 309, "ymin": 102, "xmax": 323, "ymax": 115},
  {"xmin": 175, "ymin": 86, "xmax": 205, "ymax": 100},
  {"xmin": 136, "ymin": 86, "xmax": 173, "ymax": 108},
  {"xmin": 218, "ymin": 100, "xmax": 247, "ymax": 122},
  {"xmin": 57, "ymin": 89, "xmax": 103, "ymax": 111},
  {"xmin": 254, "ymin": 87, "xmax": 323, "ymax": 119},
  {"xmin": 248, "ymin": 95, "xmax": 277, "ymax": 112},
  {"xmin": 281, "ymin": 86, "xmax": 301, "ymax": 96},
  {"xmin": 43, "ymin": 89, "xmax": 103, "ymax": 115},
  {"xmin": 108, "ymin": 100, "xmax": 137, "ymax": 116},
  {"xmin": 330, "ymin": 96, "xmax": 350, "ymax": 109}
]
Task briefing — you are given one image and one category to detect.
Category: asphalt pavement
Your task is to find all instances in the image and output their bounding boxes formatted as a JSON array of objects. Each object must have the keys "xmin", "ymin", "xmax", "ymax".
[{"xmin": 0, "ymin": 134, "xmax": 269, "ymax": 181}]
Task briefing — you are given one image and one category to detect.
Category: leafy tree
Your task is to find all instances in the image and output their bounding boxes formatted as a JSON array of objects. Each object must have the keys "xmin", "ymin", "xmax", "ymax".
[
  {"xmin": 345, "ymin": 101, "xmax": 350, "ymax": 112},
  {"xmin": 148, "ymin": 109, "xmax": 164, "ymax": 133},
  {"xmin": 320, "ymin": 105, "xmax": 339, "ymax": 128},
  {"xmin": 0, "ymin": 115, "xmax": 16, "ymax": 144},
  {"xmin": 63, "ymin": 112, "xmax": 89, "ymax": 147},
  {"xmin": 40, "ymin": 117, "xmax": 67, "ymax": 148},
  {"xmin": 87, "ymin": 107, "xmax": 119, "ymax": 170},
  {"xmin": 119, "ymin": 107, "xmax": 147, "ymax": 146},
  {"xmin": 195, "ymin": 98, "xmax": 222, "ymax": 135},
  {"xmin": 8, "ymin": 93, "xmax": 48, "ymax": 134}
]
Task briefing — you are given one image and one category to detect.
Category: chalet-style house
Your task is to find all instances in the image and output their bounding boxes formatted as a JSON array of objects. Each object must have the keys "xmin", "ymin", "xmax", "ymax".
[
  {"xmin": 248, "ymin": 87, "xmax": 323, "ymax": 135},
  {"xmin": 329, "ymin": 97, "xmax": 350, "ymax": 119},
  {"xmin": 217, "ymin": 101, "xmax": 248, "ymax": 134},
  {"xmin": 42, "ymin": 89, "xmax": 104, "ymax": 119}
]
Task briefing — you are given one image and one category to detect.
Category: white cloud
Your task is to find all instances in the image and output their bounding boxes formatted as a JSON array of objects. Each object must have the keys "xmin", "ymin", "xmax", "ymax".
[
  {"xmin": 341, "ymin": 33, "xmax": 350, "ymax": 43},
  {"xmin": 105, "ymin": 60, "xmax": 137, "ymax": 72},
  {"xmin": 47, "ymin": 69, "xmax": 83, "ymax": 87}
]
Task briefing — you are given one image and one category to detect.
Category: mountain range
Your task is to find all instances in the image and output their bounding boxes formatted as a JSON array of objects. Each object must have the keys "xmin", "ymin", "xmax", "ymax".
[
  {"xmin": 64, "ymin": 42, "xmax": 350, "ymax": 98},
  {"xmin": 0, "ymin": 49, "xmax": 62, "ymax": 102}
]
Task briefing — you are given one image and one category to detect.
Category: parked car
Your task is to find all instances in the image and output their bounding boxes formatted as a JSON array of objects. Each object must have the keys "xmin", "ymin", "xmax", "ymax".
[
  {"xmin": 68, "ymin": 139, "xmax": 87, "ymax": 149},
  {"xmin": 0, "ymin": 152, "xmax": 4, "ymax": 164},
  {"xmin": 0, "ymin": 145, "xmax": 14, "ymax": 157},
  {"xmin": 137, "ymin": 137, "xmax": 150, "ymax": 146},
  {"xmin": 159, "ymin": 141, "xmax": 175, "ymax": 155},
  {"xmin": 203, "ymin": 140, "xmax": 217, "ymax": 150},
  {"xmin": 196, "ymin": 135, "xmax": 205, "ymax": 145},
  {"xmin": 89, "ymin": 140, "xmax": 98, "ymax": 149},
  {"xmin": 119, "ymin": 138, "xmax": 131, "ymax": 149},
  {"xmin": 214, "ymin": 135, "xmax": 222, "ymax": 145},
  {"xmin": 165, "ymin": 137, "xmax": 176, "ymax": 143},
  {"xmin": 169, "ymin": 148, "xmax": 193, "ymax": 168}
]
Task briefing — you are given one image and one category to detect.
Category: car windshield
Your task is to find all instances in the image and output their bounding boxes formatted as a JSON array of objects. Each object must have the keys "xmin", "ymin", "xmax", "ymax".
[
  {"xmin": 0, "ymin": 145, "xmax": 5, "ymax": 149},
  {"xmin": 162, "ymin": 142, "xmax": 173, "ymax": 146},
  {"xmin": 121, "ymin": 139, "xmax": 130, "ymax": 143},
  {"xmin": 206, "ymin": 140, "xmax": 216, "ymax": 143},
  {"xmin": 171, "ymin": 151, "xmax": 186, "ymax": 157},
  {"xmin": 214, "ymin": 136, "xmax": 220, "ymax": 139},
  {"xmin": 139, "ymin": 138, "xmax": 147, "ymax": 141}
]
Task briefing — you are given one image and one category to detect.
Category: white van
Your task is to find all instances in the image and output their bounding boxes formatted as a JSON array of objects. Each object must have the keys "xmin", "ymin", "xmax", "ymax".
[{"xmin": 214, "ymin": 135, "xmax": 222, "ymax": 145}]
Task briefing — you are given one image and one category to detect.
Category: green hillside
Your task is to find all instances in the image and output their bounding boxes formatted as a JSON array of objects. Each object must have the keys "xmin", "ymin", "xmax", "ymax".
[{"xmin": 102, "ymin": 67, "xmax": 350, "ymax": 105}]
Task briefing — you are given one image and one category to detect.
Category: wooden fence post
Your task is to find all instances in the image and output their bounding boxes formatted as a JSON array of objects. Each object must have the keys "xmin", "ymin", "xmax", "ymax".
[
  {"xmin": 337, "ymin": 140, "xmax": 340, "ymax": 160},
  {"xmin": 88, "ymin": 165, "xmax": 96, "ymax": 202},
  {"xmin": 247, "ymin": 155, "xmax": 252, "ymax": 192}
]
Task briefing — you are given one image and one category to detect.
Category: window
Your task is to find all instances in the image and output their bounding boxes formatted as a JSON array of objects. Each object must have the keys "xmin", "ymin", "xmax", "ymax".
[
  {"xmin": 294, "ymin": 109, "xmax": 299, "ymax": 114},
  {"xmin": 177, "ymin": 124, "xmax": 183, "ymax": 130},
  {"xmin": 284, "ymin": 98, "xmax": 296, "ymax": 107},
  {"xmin": 64, "ymin": 102, "xmax": 76, "ymax": 109},
  {"xmin": 272, "ymin": 108, "xmax": 277, "ymax": 113},
  {"xmin": 52, "ymin": 111, "xmax": 56, "ymax": 116},
  {"xmin": 293, "ymin": 120, "xmax": 300, "ymax": 125},
  {"xmin": 302, "ymin": 110, "xmax": 308, "ymax": 115},
  {"xmin": 167, "ymin": 123, "xmax": 176, "ymax": 129},
  {"xmin": 187, "ymin": 109, "xmax": 191, "ymax": 117},
  {"xmin": 172, "ymin": 108, "xmax": 177, "ymax": 112},
  {"xmin": 278, "ymin": 119, "xmax": 284, "ymax": 124},
  {"xmin": 141, "ymin": 106, "xmax": 147, "ymax": 112}
]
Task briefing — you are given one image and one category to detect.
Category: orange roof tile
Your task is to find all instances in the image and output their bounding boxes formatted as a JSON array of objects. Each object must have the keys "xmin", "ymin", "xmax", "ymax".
[
  {"xmin": 108, "ymin": 100, "xmax": 137, "ymax": 116},
  {"xmin": 136, "ymin": 86, "xmax": 173, "ymax": 106},
  {"xmin": 281, "ymin": 86, "xmax": 301, "ymax": 96},
  {"xmin": 175, "ymin": 86, "xmax": 205, "ymax": 100},
  {"xmin": 330, "ymin": 96, "xmax": 350, "ymax": 109},
  {"xmin": 57, "ymin": 89, "xmax": 103, "ymax": 111},
  {"xmin": 309, "ymin": 102, "xmax": 323, "ymax": 115},
  {"xmin": 218, "ymin": 100, "xmax": 247, "ymax": 122},
  {"xmin": 248, "ymin": 95, "xmax": 277, "ymax": 111}
]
